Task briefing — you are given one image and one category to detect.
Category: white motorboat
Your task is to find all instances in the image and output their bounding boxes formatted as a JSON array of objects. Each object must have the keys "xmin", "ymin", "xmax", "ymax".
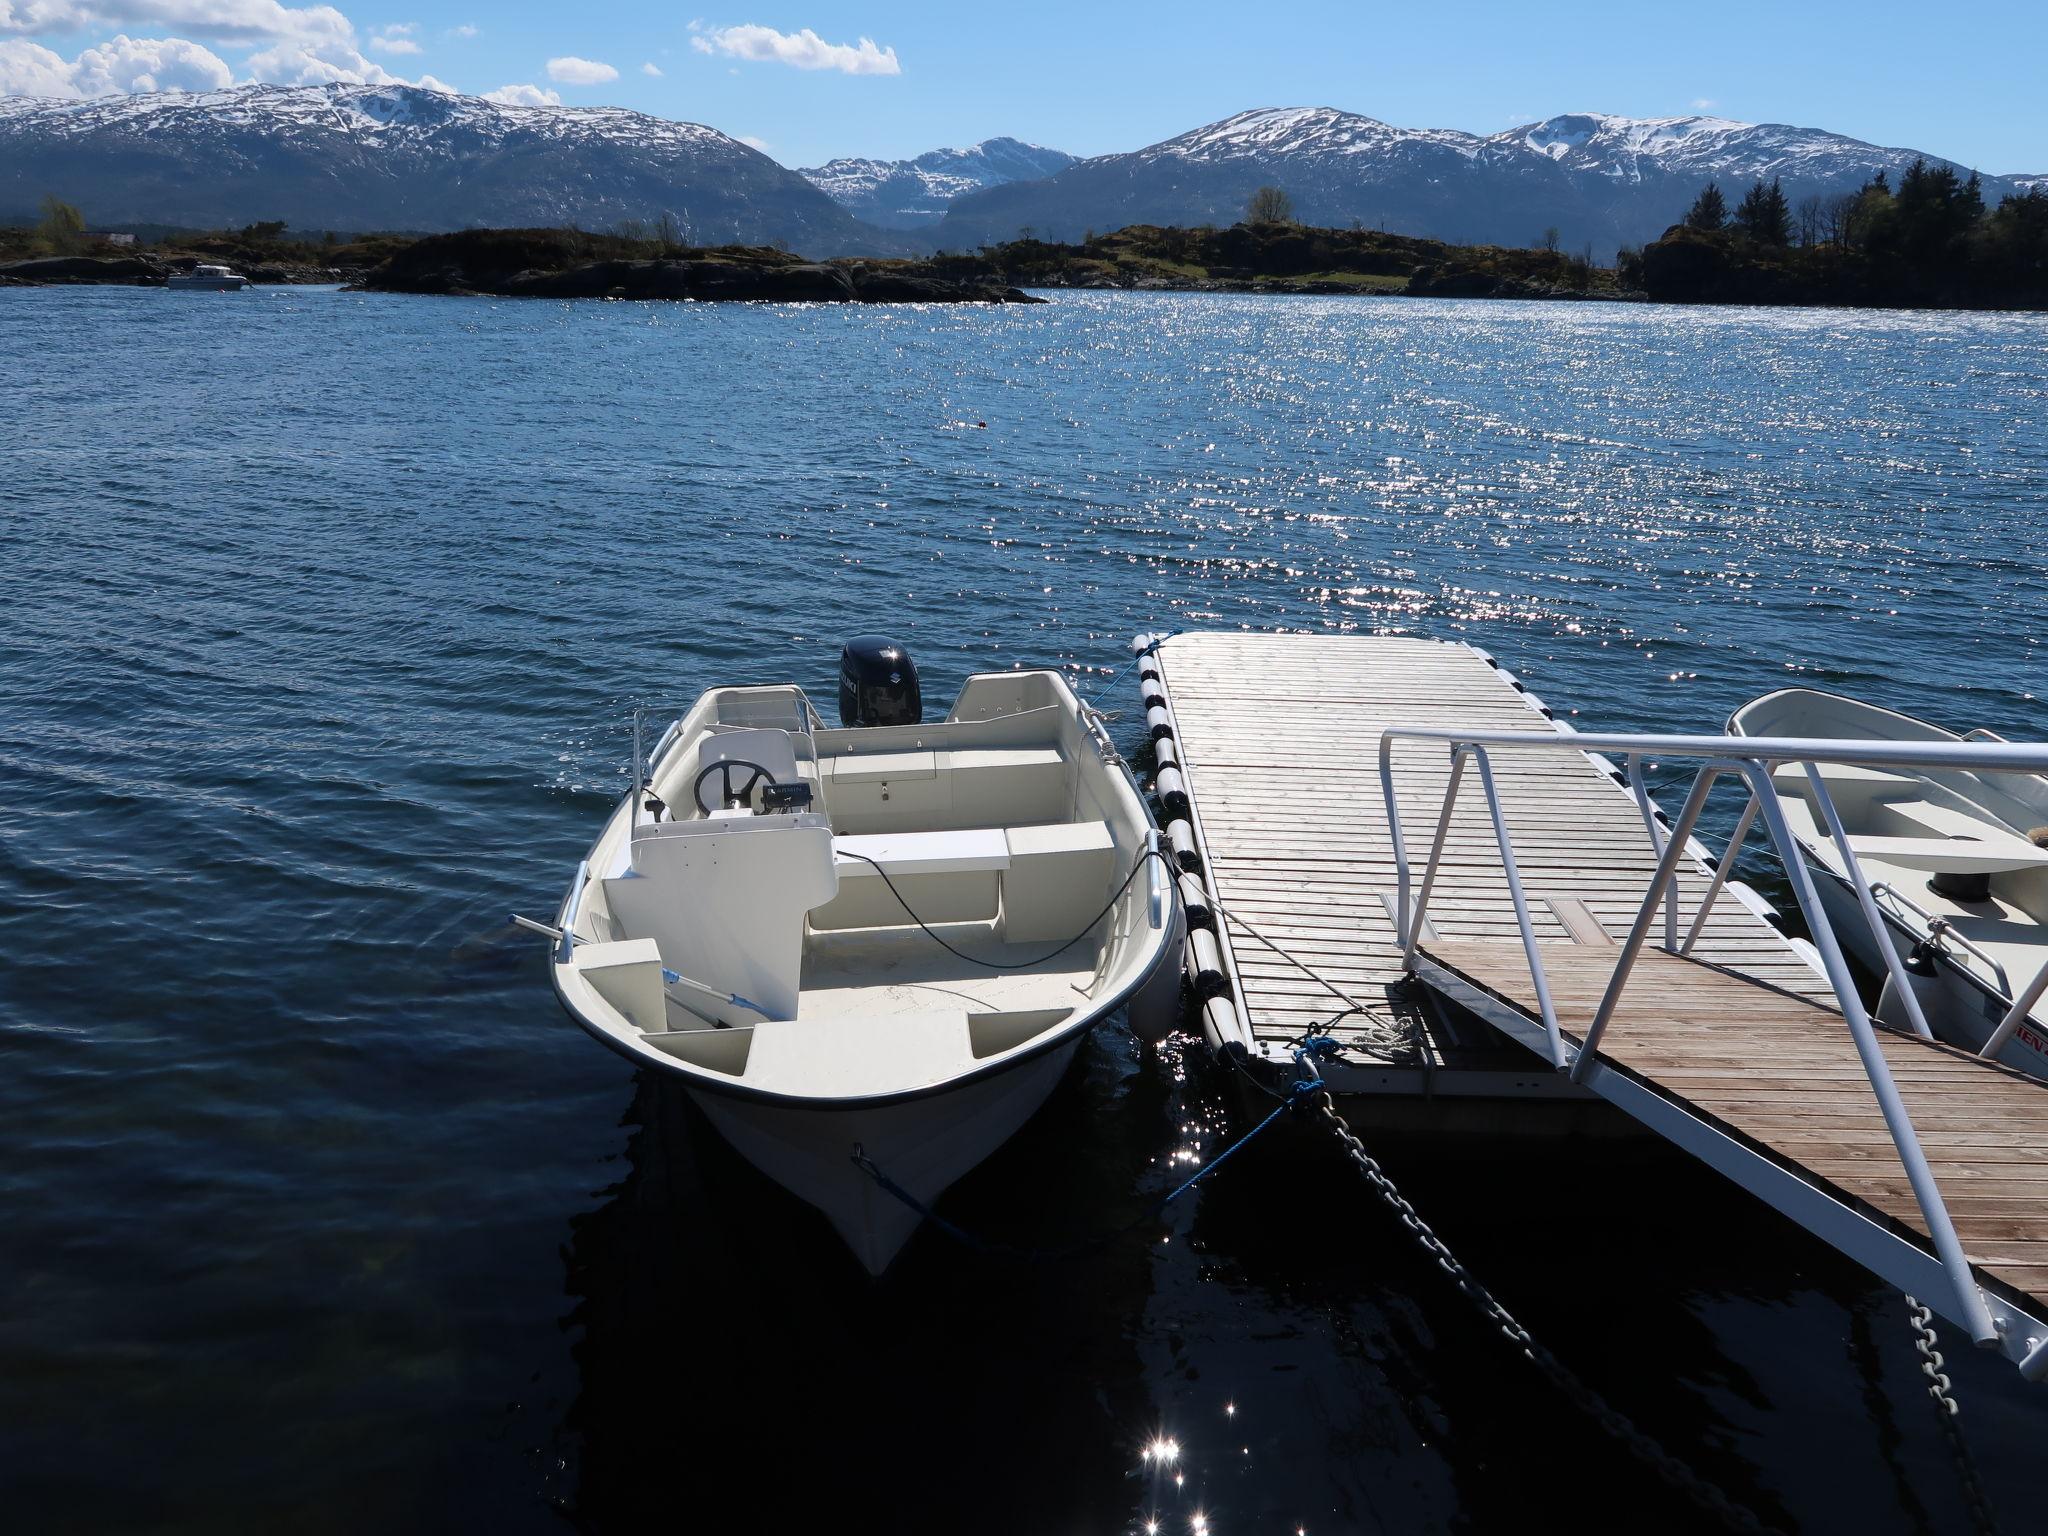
[
  {"xmin": 166, "ymin": 263, "xmax": 250, "ymax": 290},
  {"xmin": 539, "ymin": 639, "xmax": 1183, "ymax": 1273},
  {"xmin": 1731, "ymin": 687, "xmax": 2048, "ymax": 1075}
]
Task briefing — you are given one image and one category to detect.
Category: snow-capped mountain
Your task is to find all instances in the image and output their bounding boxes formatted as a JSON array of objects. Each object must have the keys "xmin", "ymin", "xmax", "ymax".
[
  {"xmin": 799, "ymin": 138, "xmax": 1075, "ymax": 229},
  {"xmin": 936, "ymin": 105, "xmax": 2035, "ymax": 254},
  {"xmin": 0, "ymin": 83, "xmax": 912, "ymax": 253}
]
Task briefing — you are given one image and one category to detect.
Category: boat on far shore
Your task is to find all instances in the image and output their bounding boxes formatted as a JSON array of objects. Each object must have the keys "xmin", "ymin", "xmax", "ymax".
[{"xmin": 166, "ymin": 263, "xmax": 251, "ymax": 291}]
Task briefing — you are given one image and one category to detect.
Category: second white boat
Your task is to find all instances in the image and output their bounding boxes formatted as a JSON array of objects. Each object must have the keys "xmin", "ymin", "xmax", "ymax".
[{"xmin": 1731, "ymin": 686, "xmax": 2048, "ymax": 1076}]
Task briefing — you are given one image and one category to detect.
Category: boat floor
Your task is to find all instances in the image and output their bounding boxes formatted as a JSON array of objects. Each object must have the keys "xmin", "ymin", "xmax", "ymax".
[{"xmin": 799, "ymin": 925, "xmax": 1098, "ymax": 1019}]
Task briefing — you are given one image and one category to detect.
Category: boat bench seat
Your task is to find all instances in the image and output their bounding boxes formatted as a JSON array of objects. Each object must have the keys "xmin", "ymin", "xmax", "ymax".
[
  {"xmin": 822, "ymin": 746, "xmax": 1070, "ymax": 831},
  {"xmin": 835, "ymin": 828, "xmax": 1010, "ymax": 877},
  {"xmin": 1844, "ymin": 834, "xmax": 2048, "ymax": 875},
  {"xmin": 812, "ymin": 821, "xmax": 1118, "ymax": 940}
]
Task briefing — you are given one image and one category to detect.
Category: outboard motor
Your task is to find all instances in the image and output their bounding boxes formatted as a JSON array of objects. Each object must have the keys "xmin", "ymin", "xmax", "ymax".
[{"xmin": 838, "ymin": 636, "xmax": 922, "ymax": 727}]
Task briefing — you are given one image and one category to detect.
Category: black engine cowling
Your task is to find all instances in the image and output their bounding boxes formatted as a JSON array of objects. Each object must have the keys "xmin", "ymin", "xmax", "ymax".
[{"xmin": 838, "ymin": 636, "xmax": 922, "ymax": 727}]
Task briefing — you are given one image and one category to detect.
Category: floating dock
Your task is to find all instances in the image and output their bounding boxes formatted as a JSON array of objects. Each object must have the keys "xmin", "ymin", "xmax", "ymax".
[{"xmin": 1135, "ymin": 631, "xmax": 2048, "ymax": 1377}]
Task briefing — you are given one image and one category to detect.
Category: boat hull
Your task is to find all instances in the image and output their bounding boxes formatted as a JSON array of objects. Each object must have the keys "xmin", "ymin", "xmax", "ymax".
[
  {"xmin": 686, "ymin": 1033, "xmax": 1089, "ymax": 1274},
  {"xmin": 1808, "ymin": 860, "xmax": 2048, "ymax": 1078},
  {"xmin": 166, "ymin": 277, "xmax": 249, "ymax": 290}
]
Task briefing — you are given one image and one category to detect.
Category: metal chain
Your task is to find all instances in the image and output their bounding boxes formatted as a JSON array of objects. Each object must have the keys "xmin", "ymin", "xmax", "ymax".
[
  {"xmin": 1311, "ymin": 1091, "xmax": 1779, "ymax": 1536},
  {"xmin": 1903, "ymin": 1295, "xmax": 2002, "ymax": 1535}
]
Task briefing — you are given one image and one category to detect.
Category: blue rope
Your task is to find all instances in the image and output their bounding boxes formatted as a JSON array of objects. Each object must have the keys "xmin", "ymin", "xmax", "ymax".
[{"xmin": 850, "ymin": 1062, "xmax": 1323, "ymax": 1263}]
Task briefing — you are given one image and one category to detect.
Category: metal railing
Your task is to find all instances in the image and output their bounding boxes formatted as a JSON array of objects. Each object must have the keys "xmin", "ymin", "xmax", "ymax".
[{"xmin": 1378, "ymin": 726, "xmax": 2048, "ymax": 1354}]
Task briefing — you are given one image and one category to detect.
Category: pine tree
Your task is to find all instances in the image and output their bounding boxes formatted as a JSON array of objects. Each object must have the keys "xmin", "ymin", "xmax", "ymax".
[
  {"xmin": 1732, "ymin": 179, "xmax": 1791, "ymax": 245},
  {"xmin": 1683, "ymin": 181, "xmax": 1726, "ymax": 232},
  {"xmin": 1761, "ymin": 178, "xmax": 1791, "ymax": 245}
]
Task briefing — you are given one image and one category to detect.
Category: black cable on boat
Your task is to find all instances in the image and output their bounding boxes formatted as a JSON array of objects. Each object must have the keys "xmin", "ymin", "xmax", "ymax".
[{"xmin": 835, "ymin": 845, "xmax": 1174, "ymax": 971}]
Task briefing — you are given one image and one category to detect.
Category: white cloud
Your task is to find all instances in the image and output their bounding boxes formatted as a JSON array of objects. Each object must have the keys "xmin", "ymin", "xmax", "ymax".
[
  {"xmin": 76, "ymin": 30, "xmax": 231, "ymax": 89},
  {"xmin": 367, "ymin": 22, "xmax": 415, "ymax": 54},
  {"xmin": 639, "ymin": 59, "xmax": 659, "ymax": 76},
  {"xmin": 692, "ymin": 23, "xmax": 898, "ymax": 76},
  {"xmin": 482, "ymin": 80, "xmax": 558, "ymax": 106},
  {"xmin": 1691, "ymin": 97, "xmax": 1717, "ymax": 110},
  {"xmin": 0, "ymin": 2, "xmax": 356, "ymax": 48},
  {"xmin": 544, "ymin": 53, "xmax": 615, "ymax": 85},
  {"xmin": 0, "ymin": 36, "xmax": 78, "ymax": 93},
  {"xmin": 0, "ymin": 30, "xmax": 231, "ymax": 93},
  {"xmin": 242, "ymin": 36, "xmax": 399, "ymax": 83},
  {"xmin": 446, "ymin": 22, "xmax": 474, "ymax": 38},
  {"xmin": 737, "ymin": 133, "xmax": 768, "ymax": 151}
]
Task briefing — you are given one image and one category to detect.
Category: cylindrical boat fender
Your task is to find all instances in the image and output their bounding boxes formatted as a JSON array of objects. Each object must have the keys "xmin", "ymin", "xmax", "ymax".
[
  {"xmin": 1165, "ymin": 819, "xmax": 1201, "ymax": 872},
  {"xmin": 1177, "ymin": 873, "xmax": 1214, "ymax": 930},
  {"xmin": 1153, "ymin": 737, "xmax": 1179, "ymax": 774},
  {"xmin": 1154, "ymin": 763, "xmax": 1190, "ymax": 820},
  {"xmin": 1199, "ymin": 996, "xmax": 1239, "ymax": 1057},
  {"xmin": 1146, "ymin": 703, "xmax": 1174, "ymax": 742},
  {"xmin": 1187, "ymin": 925, "xmax": 1230, "ymax": 998}
]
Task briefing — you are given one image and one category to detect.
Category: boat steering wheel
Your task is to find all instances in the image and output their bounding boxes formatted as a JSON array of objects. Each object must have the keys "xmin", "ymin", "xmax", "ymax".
[{"xmin": 695, "ymin": 758, "xmax": 778, "ymax": 814}]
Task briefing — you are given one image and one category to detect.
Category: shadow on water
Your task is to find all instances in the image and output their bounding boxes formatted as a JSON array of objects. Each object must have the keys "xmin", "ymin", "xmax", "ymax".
[
  {"xmin": 549, "ymin": 1015, "xmax": 2036, "ymax": 1535},
  {"xmin": 556, "ymin": 1036, "xmax": 1174, "ymax": 1534}
]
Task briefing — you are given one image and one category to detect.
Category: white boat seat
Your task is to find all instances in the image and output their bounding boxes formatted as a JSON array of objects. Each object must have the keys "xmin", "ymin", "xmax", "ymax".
[
  {"xmin": 1843, "ymin": 834, "xmax": 2048, "ymax": 875},
  {"xmin": 1003, "ymin": 821, "xmax": 1117, "ymax": 943},
  {"xmin": 815, "ymin": 821, "xmax": 1119, "ymax": 940},
  {"xmin": 835, "ymin": 828, "xmax": 1011, "ymax": 877},
  {"xmin": 821, "ymin": 746, "xmax": 1070, "ymax": 831},
  {"xmin": 1771, "ymin": 762, "xmax": 1921, "ymax": 789},
  {"xmin": 744, "ymin": 1009, "xmax": 975, "ymax": 1096}
]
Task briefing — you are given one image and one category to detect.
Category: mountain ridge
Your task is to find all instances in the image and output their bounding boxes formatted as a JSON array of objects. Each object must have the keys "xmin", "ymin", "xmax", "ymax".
[
  {"xmin": 0, "ymin": 82, "xmax": 916, "ymax": 254},
  {"xmin": 936, "ymin": 105, "xmax": 2039, "ymax": 254},
  {"xmin": 2, "ymin": 88, "xmax": 2036, "ymax": 259},
  {"xmin": 799, "ymin": 137, "xmax": 1075, "ymax": 229}
]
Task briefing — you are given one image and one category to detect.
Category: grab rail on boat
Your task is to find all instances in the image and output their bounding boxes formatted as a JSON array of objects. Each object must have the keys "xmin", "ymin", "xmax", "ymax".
[
  {"xmin": 553, "ymin": 858, "xmax": 590, "ymax": 964},
  {"xmin": 1866, "ymin": 879, "xmax": 2015, "ymax": 994},
  {"xmin": 1378, "ymin": 727, "xmax": 2048, "ymax": 1358}
]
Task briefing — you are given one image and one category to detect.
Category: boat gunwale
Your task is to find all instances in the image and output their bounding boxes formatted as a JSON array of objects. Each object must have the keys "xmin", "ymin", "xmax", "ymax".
[{"xmin": 548, "ymin": 669, "xmax": 1175, "ymax": 1109}]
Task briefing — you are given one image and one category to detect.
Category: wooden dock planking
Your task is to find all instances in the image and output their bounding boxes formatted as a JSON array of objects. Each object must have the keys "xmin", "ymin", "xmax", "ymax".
[
  {"xmin": 1148, "ymin": 633, "xmax": 1830, "ymax": 1054},
  {"xmin": 1418, "ymin": 940, "xmax": 2048, "ymax": 1313}
]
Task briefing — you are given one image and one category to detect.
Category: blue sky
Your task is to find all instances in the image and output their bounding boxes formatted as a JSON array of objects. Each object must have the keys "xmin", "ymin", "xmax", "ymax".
[{"xmin": 2, "ymin": 3, "xmax": 2043, "ymax": 173}]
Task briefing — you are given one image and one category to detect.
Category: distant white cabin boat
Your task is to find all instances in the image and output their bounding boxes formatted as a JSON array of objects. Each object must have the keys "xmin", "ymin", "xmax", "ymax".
[{"xmin": 167, "ymin": 264, "xmax": 251, "ymax": 291}]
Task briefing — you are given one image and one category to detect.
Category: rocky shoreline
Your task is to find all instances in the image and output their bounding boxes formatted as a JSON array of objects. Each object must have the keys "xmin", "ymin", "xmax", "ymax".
[
  {"xmin": 349, "ymin": 228, "xmax": 1039, "ymax": 303},
  {"xmin": 0, "ymin": 253, "xmax": 354, "ymax": 286}
]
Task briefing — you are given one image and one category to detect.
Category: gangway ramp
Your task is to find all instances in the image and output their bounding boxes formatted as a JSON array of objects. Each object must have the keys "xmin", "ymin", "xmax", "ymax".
[{"xmin": 1133, "ymin": 631, "xmax": 2048, "ymax": 1378}]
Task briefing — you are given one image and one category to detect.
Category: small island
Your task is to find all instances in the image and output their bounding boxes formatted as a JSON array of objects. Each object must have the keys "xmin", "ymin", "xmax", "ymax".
[{"xmin": 5, "ymin": 167, "xmax": 2043, "ymax": 311}]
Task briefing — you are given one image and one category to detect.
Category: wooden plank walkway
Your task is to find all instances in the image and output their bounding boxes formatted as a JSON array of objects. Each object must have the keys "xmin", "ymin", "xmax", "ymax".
[
  {"xmin": 1422, "ymin": 940, "xmax": 2048, "ymax": 1313},
  {"xmin": 1146, "ymin": 633, "xmax": 1828, "ymax": 1059}
]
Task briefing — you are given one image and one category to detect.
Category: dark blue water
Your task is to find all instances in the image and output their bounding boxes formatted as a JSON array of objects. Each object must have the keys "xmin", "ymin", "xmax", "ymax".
[{"xmin": 3, "ymin": 285, "xmax": 2045, "ymax": 1533}]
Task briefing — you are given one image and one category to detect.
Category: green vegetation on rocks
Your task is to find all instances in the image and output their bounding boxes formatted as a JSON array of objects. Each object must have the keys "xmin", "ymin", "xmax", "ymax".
[
  {"xmin": 925, "ymin": 222, "xmax": 1626, "ymax": 299},
  {"xmin": 1640, "ymin": 162, "xmax": 2048, "ymax": 309}
]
